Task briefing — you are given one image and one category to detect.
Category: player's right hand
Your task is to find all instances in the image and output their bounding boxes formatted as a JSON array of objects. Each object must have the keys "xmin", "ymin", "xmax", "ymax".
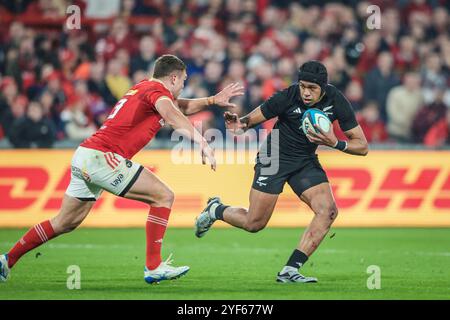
[
  {"xmin": 201, "ymin": 144, "xmax": 216, "ymax": 171},
  {"xmin": 224, "ymin": 111, "xmax": 247, "ymax": 134}
]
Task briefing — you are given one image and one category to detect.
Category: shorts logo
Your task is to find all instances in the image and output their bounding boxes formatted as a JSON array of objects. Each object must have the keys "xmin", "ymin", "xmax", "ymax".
[
  {"xmin": 82, "ymin": 171, "xmax": 91, "ymax": 182},
  {"xmin": 125, "ymin": 160, "xmax": 132, "ymax": 168},
  {"xmin": 110, "ymin": 174, "xmax": 124, "ymax": 187},
  {"xmin": 72, "ymin": 165, "xmax": 91, "ymax": 182},
  {"xmin": 71, "ymin": 166, "xmax": 84, "ymax": 179},
  {"xmin": 256, "ymin": 176, "xmax": 268, "ymax": 187}
]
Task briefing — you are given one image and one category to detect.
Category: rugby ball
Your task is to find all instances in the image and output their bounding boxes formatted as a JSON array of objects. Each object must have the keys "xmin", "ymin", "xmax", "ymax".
[{"xmin": 301, "ymin": 108, "xmax": 331, "ymax": 135}]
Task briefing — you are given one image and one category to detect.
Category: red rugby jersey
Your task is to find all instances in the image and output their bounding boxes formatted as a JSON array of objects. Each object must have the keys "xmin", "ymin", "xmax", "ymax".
[{"xmin": 81, "ymin": 79, "xmax": 173, "ymax": 159}]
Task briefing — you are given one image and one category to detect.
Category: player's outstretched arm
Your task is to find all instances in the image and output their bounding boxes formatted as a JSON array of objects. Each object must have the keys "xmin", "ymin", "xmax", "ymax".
[
  {"xmin": 224, "ymin": 106, "xmax": 267, "ymax": 135},
  {"xmin": 307, "ymin": 124, "xmax": 369, "ymax": 156},
  {"xmin": 177, "ymin": 82, "xmax": 244, "ymax": 115},
  {"xmin": 155, "ymin": 97, "xmax": 216, "ymax": 170}
]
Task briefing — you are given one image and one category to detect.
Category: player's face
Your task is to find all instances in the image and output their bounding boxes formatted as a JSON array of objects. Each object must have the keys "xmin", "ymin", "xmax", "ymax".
[
  {"xmin": 172, "ymin": 70, "xmax": 187, "ymax": 99},
  {"xmin": 299, "ymin": 81, "xmax": 322, "ymax": 106}
]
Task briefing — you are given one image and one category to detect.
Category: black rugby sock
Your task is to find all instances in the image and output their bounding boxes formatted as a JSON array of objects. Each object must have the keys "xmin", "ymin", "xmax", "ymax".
[
  {"xmin": 286, "ymin": 249, "xmax": 309, "ymax": 269},
  {"xmin": 214, "ymin": 204, "xmax": 229, "ymax": 221}
]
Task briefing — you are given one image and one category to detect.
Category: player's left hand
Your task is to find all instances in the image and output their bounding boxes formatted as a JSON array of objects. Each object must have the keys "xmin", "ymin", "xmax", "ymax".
[
  {"xmin": 213, "ymin": 82, "xmax": 245, "ymax": 108},
  {"xmin": 306, "ymin": 124, "xmax": 338, "ymax": 147}
]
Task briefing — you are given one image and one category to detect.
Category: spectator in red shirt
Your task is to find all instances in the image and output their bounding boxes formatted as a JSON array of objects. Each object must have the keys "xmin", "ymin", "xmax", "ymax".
[
  {"xmin": 402, "ymin": 0, "xmax": 432, "ymax": 25},
  {"xmin": 357, "ymin": 101, "xmax": 388, "ymax": 143},
  {"xmin": 423, "ymin": 109, "xmax": 450, "ymax": 148},
  {"xmin": 356, "ymin": 31, "xmax": 382, "ymax": 77},
  {"xmin": 95, "ymin": 18, "xmax": 137, "ymax": 62},
  {"xmin": 412, "ymin": 89, "xmax": 447, "ymax": 144},
  {"xmin": 23, "ymin": 0, "xmax": 66, "ymax": 19},
  {"xmin": 381, "ymin": 8, "xmax": 401, "ymax": 49},
  {"xmin": 392, "ymin": 35, "xmax": 420, "ymax": 74}
]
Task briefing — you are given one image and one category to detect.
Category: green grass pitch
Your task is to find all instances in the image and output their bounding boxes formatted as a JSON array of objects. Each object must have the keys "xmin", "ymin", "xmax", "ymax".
[{"xmin": 0, "ymin": 227, "xmax": 449, "ymax": 300}]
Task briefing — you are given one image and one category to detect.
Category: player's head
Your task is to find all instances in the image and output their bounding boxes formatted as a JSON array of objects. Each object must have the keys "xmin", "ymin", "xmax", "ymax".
[
  {"xmin": 297, "ymin": 60, "xmax": 328, "ymax": 106},
  {"xmin": 153, "ymin": 54, "xmax": 187, "ymax": 98}
]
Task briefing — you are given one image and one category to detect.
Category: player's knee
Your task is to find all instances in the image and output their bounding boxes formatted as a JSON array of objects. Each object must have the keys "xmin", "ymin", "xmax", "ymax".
[
  {"xmin": 52, "ymin": 217, "xmax": 79, "ymax": 234},
  {"xmin": 244, "ymin": 220, "xmax": 267, "ymax": 233},
  {"xmin": 314, "ymin": 202, "xmax": 338, "ymax": 221},
  {"xmin": 327, "ymin": 204, "xmax": 338, "ymax": 221},
  {"xmin": 60, "ymin": 221, "xmax": 79, "ymax": 233},
  {"xmin": 331, "ymin": 205, "xmax": 339, "ymax": 220},
  {"xmin": 52, "ymin": 207, "xmax": 89, "ymax": 234},
  {"xmin": 155, "ymin": 188, "xmax": 175, "ymax": 208}
]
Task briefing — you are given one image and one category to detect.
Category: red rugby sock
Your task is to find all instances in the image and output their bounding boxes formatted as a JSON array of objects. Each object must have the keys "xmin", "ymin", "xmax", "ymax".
[
  {"xmin": 7, "ymin": 220, "xmax": 56, "ymax": 268},
  {"xmin": 146, "ymin": 207, "xmax": 171, "ymax": 270}
]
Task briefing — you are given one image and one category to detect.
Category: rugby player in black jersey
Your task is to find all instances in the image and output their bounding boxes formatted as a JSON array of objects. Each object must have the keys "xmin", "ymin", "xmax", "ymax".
[{"xmin": 195, "ymin": 61, "xmax": 369, "ymax": 283}]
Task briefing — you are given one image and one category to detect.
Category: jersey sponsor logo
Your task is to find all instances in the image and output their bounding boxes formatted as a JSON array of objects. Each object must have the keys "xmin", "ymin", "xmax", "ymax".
[
  {"xmin": 125, "ymin": 89, "xmax": 138, "ymax": 96},
  {"xmin": 2, "ymin": 166, "xmax": 450, "ymax": 211},
  {"xmin": 2, "ymin": 152, "xmax": 450, "ymax": 228},
  {"xmin": 0, "ymin": 167, "xmax": 49, "ymax": 209},
  {"xmin": 110, "ymin": 173, "xmax": 124, "ymax": 187}
]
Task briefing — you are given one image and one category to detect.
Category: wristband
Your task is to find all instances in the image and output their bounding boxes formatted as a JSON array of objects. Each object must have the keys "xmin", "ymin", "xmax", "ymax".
[
  {"xmin": 334, "ymin": 140, "xmax": 348, "ymax": 151},
  {"xmin": 206, "ymin": 96, "xmax": 215, "ymax": 106}
]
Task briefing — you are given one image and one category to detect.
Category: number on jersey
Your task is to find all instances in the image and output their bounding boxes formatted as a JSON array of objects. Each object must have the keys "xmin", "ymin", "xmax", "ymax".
[{"xmin": 107, "ymin": 98, "xmax": 127, "ymax": 120}]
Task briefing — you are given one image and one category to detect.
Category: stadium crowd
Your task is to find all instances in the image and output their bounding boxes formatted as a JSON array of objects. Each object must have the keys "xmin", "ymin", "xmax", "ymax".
[{"xmin": 0, "ymin": 0, "xmax": 449, "ymax": 148}]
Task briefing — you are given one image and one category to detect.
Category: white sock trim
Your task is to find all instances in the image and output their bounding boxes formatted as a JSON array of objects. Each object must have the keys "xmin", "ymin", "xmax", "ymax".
[
  {"xmin": 281, "ymin": 265, "xmax": 298, "ymax": 274},
  {"xmin": 209, "ymin": 203, "xmax": 220, "ymax": 219}
]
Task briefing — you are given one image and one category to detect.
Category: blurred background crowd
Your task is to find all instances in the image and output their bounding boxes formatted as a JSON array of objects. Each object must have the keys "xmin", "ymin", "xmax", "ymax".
[{"xmin": 0, "ymin": 0, "xmax": 449, "ymax": 149}]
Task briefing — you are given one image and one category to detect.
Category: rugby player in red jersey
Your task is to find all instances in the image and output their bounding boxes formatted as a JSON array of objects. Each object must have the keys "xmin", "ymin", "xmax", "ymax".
[{"xmin": 0, "ymin": 55, "xmax": 244, "ymax": 284}]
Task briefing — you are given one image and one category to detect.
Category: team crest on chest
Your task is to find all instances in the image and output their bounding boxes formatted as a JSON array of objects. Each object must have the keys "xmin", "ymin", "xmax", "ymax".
[{"xmin": 323, "ymin": 105, "xmax": 334, "ymax": 116}]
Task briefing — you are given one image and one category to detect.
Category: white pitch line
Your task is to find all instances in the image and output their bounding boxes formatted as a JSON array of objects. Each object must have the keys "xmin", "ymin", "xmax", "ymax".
[{"xmin": 0, "ymin": 242, "xmax": 449, "ymax": 257}]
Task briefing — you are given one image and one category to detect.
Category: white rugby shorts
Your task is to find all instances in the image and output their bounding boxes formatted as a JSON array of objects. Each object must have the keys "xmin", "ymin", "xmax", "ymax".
[{"xmin": 66, "ymin": 146, "xmax": 143, "ymax": 201}]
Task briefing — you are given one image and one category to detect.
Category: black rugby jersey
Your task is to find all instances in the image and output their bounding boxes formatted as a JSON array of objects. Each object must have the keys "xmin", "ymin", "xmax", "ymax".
[{"xmin": 258, "ymin": 83, "xmax": 358, "ymax": 161}]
